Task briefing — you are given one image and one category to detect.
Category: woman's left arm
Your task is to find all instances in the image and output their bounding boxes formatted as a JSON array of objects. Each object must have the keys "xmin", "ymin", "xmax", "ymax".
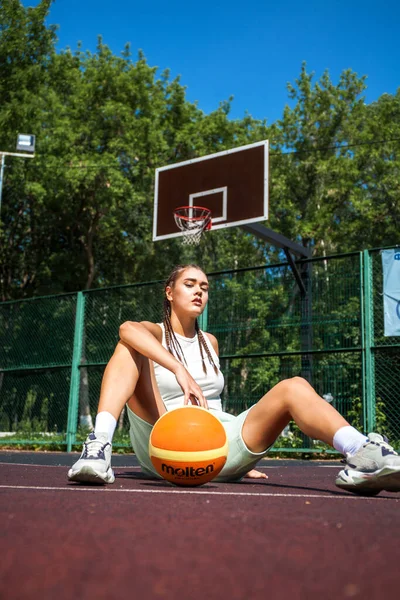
[{"xmin": 205, "ymin": 332, "xmax": 219, "ymax": 355}]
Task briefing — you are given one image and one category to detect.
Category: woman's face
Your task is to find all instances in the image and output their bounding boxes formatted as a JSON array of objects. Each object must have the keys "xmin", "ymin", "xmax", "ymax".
[{"xmin": 166, "ymin": 267, "xmax": 209, "ymax": 317}]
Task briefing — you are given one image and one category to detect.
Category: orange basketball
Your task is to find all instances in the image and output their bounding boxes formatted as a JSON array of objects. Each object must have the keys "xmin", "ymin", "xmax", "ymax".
[{"xmin": 149, "ymin": 406, "xmax": 228, "ymax": 486}]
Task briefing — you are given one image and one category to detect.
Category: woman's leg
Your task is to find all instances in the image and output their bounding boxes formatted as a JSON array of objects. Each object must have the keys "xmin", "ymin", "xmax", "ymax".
[
  {"xmin": 241, "ymin": 376, "xmax": 400, "ymax": 495},
  {"xmin": 241, "ymin": 376, "xmax": 349, "ymax": 453},
  {"xmin": 98, "ymin": 340, "xmax": 166, "ymax": 425},
  {"xmin": 68, "ymin": 341, "xmax": 165, "ymax": 483}
]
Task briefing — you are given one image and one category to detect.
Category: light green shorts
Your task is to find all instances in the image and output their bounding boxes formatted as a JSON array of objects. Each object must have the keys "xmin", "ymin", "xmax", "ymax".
[{"xmin": 126, "ymin": 406, "xmax": 269, "ymax": 483}]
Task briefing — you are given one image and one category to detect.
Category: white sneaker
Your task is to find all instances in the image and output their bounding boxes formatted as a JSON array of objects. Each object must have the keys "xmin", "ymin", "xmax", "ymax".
[
  {"xmin": 335, "ymin": 432, "xmax": 400, "ymax": 496},
  {"xmin": 68, "ymin": 432, "xmax": 115, "ymax": 484}
]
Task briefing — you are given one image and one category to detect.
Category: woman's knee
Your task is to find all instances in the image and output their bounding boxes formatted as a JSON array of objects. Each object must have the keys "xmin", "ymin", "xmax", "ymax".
[
  {"xmin": 290, "ymin": 376, "xmax": 312, "ymax": 389},
  {"xmin": 273, "ymin": 376, "xmax": 312, "ymax": 401},
  {"xmin": 113, "ymin": 341, "xmax": 144, "ymax": 369},
  {"xmin": 102, "ymin": 343, "xmax": 147, "ymax": 389}
]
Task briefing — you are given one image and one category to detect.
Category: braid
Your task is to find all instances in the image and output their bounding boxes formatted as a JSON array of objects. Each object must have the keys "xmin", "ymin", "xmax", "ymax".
[
  {"xmin": 163, "ymin": 297, "xmax": 187, "ymax": 366},
  {"xmin": 196, "ymin": 321, "xmax": 219, "ymax": 375},
  {"xmin": 195, "ymin": 320, "xmax": 207, "ymax": 375}
]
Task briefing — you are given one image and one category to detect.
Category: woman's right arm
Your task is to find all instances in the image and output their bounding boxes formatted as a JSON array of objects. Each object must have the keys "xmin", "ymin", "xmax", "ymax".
[{"xmin": 118, "ymin": 321, "xmax": 208, "ymax": 408}]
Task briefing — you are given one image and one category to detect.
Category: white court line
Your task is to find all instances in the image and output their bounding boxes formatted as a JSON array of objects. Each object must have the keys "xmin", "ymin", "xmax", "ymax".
[
  {"xmin": 0, "ymin": 463, "xmax": 340, "ymax": 469},
  {"xmin": 0, "ymin": 484, "xmax": 396, "ymax": 501},
  {"xmin": 0, "ymin": 463, "xmax": 274, "ymax": 468},
  {"xmin": 0, "ymin": 463, "xmax": 276, "ymax": 470},
  {"xmin": 0, "ymin": 463, "xmax": 141, "ymax": 469}
]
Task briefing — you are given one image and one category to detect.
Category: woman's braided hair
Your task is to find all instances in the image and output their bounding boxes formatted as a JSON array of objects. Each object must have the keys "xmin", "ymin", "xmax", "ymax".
[{"xmin": 163, "ymin": 264, "xmax": 219, "ymax": 375}]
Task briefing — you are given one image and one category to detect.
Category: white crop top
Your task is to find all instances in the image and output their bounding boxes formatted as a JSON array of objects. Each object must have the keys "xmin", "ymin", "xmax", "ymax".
[{"xmin": 153, "ymin": 323, "xmax": 224, "ymax": 411}]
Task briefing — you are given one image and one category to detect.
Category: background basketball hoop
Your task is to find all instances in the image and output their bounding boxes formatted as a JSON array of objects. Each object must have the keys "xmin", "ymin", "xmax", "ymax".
[
  {"xmin": 153, "ymin": 141, "xmax": 269, "ymax": 243},
  {"xmin": 173, "ymin": 206, "xmax": 212, "ymax": 246}
]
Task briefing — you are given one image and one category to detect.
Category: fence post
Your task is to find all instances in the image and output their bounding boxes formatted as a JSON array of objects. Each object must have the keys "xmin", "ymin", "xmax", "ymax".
[
  {"xmin": 66, "ymin": 292, "xmax": 85, "ymax": 451},
  {"xmin": 300, "ymin": 260, "xmax": 313, "ymax": 449},
  {"xmin": 198, "ymin": 303, "xmax": 208, "ymax": 331},
  {"xmin": 362, "ymin": 250, "xmax": 375, "ymax": 433},
  {"xmin": 360, "ymin": 251, "xmax": 367, "ymax": 432},
  {"xmin": 300, "ymin": 260, "xmax": 313, "ymax": 382}
]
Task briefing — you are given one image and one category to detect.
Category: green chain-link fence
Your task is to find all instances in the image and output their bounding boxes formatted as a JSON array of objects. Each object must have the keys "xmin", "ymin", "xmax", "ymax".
[{"xmin": 1, "ymin": 248, "xmax": 399, "ymax": 452}]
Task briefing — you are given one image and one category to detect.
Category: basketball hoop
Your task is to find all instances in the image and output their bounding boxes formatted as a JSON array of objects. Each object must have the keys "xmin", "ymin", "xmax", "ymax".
[{"xmin": 173, "ymin": 206, "xmax": 212, "ymax": 246}]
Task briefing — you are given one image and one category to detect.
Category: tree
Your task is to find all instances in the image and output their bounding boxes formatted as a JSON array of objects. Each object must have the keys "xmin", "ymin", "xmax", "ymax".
[
  {"xmin": 1, "ymin": 6, "xmax": 399, "ymax": 301},
  {"xmin": 334, "ymin": 90, "xmax": 400, "ymax": 250},
  {"xmin": 0, "ymin": 0, "xmax": 57, "ymax": 299},
  {"xmin": 269, "ymin": 63, "xmax": 400, "ymax": 255},
  {"xmin": 268, "ymin": 63, "xmax": 368, "ymax": 256},
  {"xmin": 0, "ymin": 4, "xmax": 270, "ymax": 300}
]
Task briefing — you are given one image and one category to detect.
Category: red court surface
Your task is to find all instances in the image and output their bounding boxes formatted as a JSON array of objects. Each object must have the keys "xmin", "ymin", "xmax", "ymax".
[{"xmin": 1, "ymin": 451, "xmax": 400, "ymax": 600}]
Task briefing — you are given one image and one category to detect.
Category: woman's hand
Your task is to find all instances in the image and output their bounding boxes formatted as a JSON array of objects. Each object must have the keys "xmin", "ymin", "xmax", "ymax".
[{"xmin": 174, "ymin": 364, "xmax": 209, "ymax": 409}]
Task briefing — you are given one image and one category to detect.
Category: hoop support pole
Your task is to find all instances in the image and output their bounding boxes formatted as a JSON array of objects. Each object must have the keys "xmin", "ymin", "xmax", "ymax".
[
  {"xmin": 242, "ymin": 223, "xmax": 311, "ymax": 296},
  {"xmin": 242, "ymin": 223, "xmax": 310, "ymax": 258},
  {"xmin": 284, "ymin": 248, "xmax": 307, "ymax": 296}
]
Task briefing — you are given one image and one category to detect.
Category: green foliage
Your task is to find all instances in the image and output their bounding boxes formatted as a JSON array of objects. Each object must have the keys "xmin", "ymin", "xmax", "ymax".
[
  {"xmin": 269, "ymin": 64, "xmax": 400, "ymax": 256},
  {"xmin": 0, "ymin": 2, "xmax": 269, "ymax": 300},
  {"xmin": 272, "ymin": 422, "xmax": 336, "ymax": 459},
  {"xmin": 1, "ymin": 4, "xmax": 399, "ymax": 301},
  {"xmin": 347, "ymin": 396, "xmax": 387, "ymax": 435}
]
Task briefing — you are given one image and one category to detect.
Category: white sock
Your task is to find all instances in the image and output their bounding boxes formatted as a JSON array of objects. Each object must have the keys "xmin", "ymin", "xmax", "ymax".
[
  {"xmin": 333, "ymin": 426, "xmax": 368, "ymax": 456},
  {"xmin": 94, "ymin": 411, "xmax": 117, "ymax": 443}
]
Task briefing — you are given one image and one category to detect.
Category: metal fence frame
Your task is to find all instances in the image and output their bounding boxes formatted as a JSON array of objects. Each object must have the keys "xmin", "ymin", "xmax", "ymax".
[{"xmin": 1, "ymin": 247, "xmax": 399, "ymax": 452}]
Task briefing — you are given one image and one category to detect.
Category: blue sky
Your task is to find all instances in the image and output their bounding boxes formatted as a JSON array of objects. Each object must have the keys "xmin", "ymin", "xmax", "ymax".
[{"xmin": 24, "ymin": 0, "xmax": 400, "ymax": 124}]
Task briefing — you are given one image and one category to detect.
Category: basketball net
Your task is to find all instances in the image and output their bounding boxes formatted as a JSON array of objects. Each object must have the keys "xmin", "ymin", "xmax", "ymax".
[{"xmin": 173, "ymin": 206, "xmax": 212, "ymax": 246}]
